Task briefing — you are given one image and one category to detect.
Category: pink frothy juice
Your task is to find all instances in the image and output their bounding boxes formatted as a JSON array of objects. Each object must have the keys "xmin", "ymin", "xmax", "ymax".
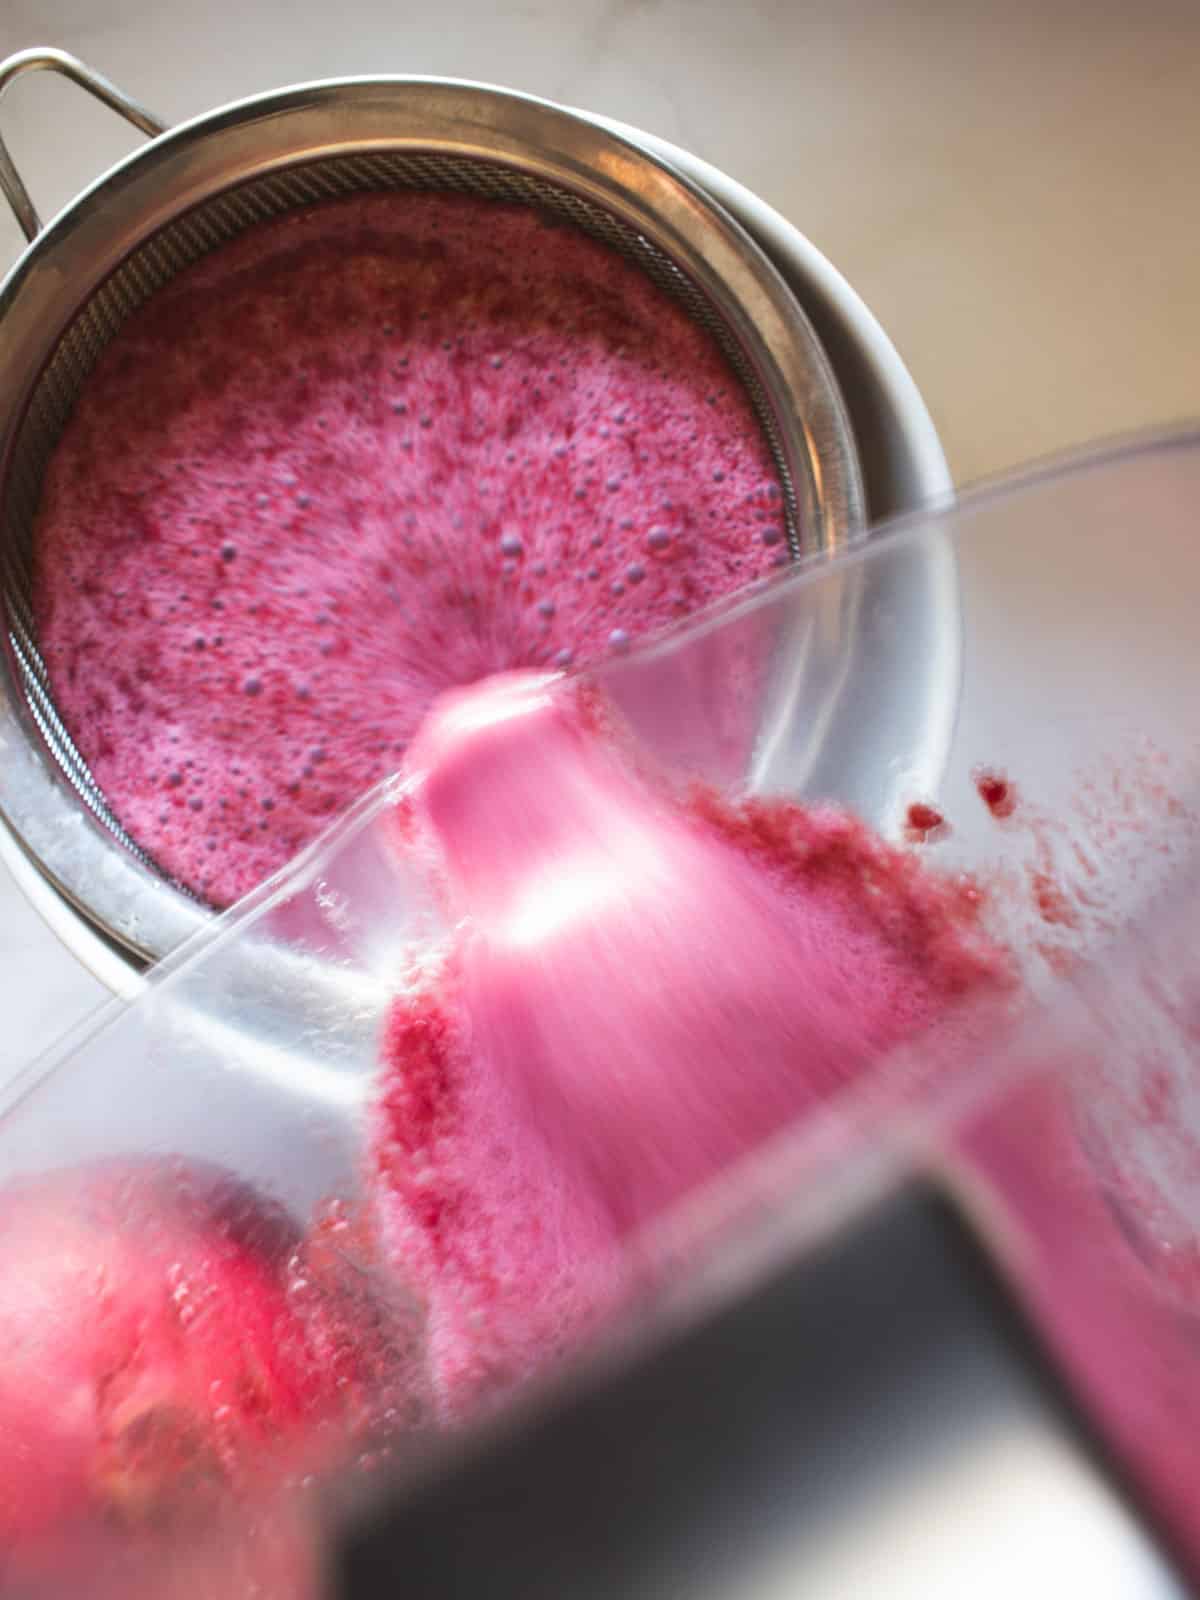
[
  {"xmin": 373, "ymin": 673, "xmax": 1014, "ymax": 1419},
  {"xmin": 32, "ymin": 193, "xmax": 788, "ymax": 907}
]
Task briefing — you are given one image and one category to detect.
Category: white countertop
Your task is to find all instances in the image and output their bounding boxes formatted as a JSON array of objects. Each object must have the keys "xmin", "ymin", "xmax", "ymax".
[{"xmin": 1, "ymin": 0, "xmax": 1198, "ymax": 1074}]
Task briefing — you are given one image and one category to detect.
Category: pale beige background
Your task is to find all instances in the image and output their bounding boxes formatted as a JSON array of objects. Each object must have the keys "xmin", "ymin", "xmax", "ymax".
[{"xmin": 0, "ymin": 0, "xmax": 1198, "ymax": 1071}]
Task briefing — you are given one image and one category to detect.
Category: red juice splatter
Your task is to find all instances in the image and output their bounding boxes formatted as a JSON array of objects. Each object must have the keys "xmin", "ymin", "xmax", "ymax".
[
  {"xmin": 1029, "ymin": 869, "xmax": 1081, "ymax": 929},
  {"xmin": 905, "ymin": 801, "xmax": 949, "ymax": 843},
  {"xmin": 975, "ymin": 768, "xmax": 1018, "ymax": 819}
]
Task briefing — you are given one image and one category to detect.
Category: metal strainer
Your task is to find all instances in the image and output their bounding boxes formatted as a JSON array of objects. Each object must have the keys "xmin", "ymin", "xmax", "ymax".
[{"xmin": 0, "ymin": 49, "xmax": 865, "ymax": 966}]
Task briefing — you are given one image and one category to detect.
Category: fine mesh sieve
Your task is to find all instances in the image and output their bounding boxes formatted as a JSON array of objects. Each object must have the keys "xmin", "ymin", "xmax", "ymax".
[{"xmin": 0, "ymin": 53, "xmax": 866, "ymax": 965}]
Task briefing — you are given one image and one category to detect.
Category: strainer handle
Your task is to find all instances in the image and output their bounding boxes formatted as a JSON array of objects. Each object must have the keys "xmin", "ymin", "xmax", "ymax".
[{"xmin": 0, "ymin": 47, "xmax": 167, "ymax": 244}]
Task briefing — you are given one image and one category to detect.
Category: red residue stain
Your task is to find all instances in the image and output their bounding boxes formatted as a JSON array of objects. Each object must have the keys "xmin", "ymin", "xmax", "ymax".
[
  {"xmin": 904, "ymin": 801, "xmax": 949, "ymax": 844},
  {"xmin": 1139, "ymin": 1068, "xmax": 1175, "ymax": 1127},
  {"xmin": 1030, "ymin": 869, "xmax": 1080, "ymax": 929},
  {"xmin": 385, "ymin": 789, "xmax": 418, "ymax": 847},
  {"xmin": 1071, "ymin": 841, "xmax": 1100, "ymax": 879},
  {"xmin": 975, "ymin": 768, "xmax": 1017, "ymax": 819},
  {"xmin": 1034, "ymin": 939, "xmax": 1076, "ymax": 976}
]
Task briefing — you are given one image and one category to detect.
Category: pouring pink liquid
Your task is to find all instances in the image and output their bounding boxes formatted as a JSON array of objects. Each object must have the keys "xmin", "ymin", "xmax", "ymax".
[{"xmin": 374, "ymin": 672, "xmax": 1013, "ymax": 1415}]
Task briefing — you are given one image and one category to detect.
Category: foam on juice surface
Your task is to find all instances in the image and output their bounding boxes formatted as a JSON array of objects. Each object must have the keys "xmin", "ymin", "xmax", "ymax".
[{"xmin": 34, "ymin": 194, "xmax": 788, "ymax": 905}]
